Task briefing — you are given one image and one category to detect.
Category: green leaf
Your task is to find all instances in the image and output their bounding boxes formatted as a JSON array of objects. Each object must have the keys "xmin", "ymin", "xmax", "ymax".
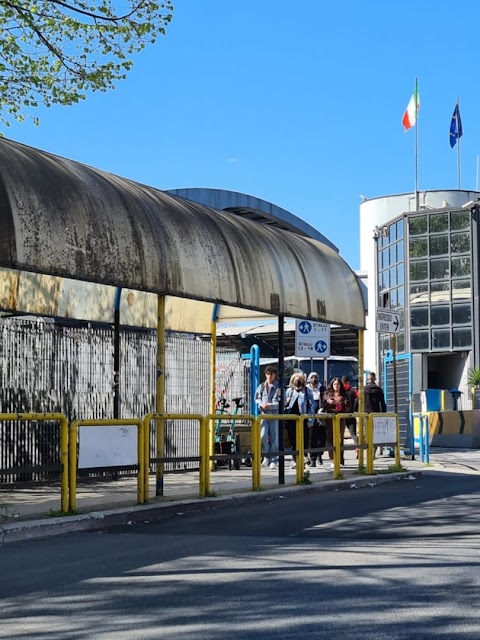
[{"xmin": 0, "ymin": 0, "xmax": 174, "ymax": 126}]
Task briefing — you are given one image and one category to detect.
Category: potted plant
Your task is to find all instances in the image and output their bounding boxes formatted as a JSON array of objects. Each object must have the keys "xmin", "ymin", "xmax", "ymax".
[{"xmin": 467, "ymin": 368, "xmax": 480, "ymax": 409}]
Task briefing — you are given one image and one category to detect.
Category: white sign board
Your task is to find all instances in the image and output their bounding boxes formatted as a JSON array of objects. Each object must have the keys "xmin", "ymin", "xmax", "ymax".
[
  {"xmin": 295, "ymin": 320, "xmax": 330, "ymax": 357},
  {"xmin": 376, "ymin": 310, "xmax": 401, "ymax": 334},
  {"xmin": 78, "ymin": 425, "xmax": 138, "ymax": 469},
  {"xmin": 372, "ymin": 416, "xmax": 397, "ymax": 444}
]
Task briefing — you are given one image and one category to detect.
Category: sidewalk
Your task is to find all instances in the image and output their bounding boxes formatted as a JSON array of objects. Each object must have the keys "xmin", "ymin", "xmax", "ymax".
[{"xmin": 1, "ymin": 447, "xmax": 479, "ymax": 544}]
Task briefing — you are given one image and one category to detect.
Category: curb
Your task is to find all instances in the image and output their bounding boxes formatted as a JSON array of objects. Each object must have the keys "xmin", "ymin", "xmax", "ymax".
[{"xmin": 0, "ymin": 470, "xmax": 423, "ymax": 545}]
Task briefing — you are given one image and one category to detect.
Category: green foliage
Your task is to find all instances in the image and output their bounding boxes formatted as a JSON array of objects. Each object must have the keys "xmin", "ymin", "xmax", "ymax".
[
  {"xmin": 202, "ymin": 490, "xmax": 218, "ymax": 498},
  {"xmin": 467, "ymin": 368, "xmax": 480, "ymax": 388},
  {"xmin": 353, "ymin": 466, "xmax": 368, "ymax": 476},
  {"xmin": 300, "ymin": 470, "xmax": 312, "ymax": 485},
  {"xmin": 0, "ymin": 0, "xmax": 173, "ymax": 126},
  {"xmin": 47, "ymin": 508, "xmax": 78, "ymax": 517},
  {"xmin": 376, "ymin": 464, "xmax": 407, "ymax": 475}
]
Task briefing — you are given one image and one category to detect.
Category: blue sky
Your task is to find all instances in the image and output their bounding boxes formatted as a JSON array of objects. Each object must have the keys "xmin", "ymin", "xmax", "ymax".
[{"xmin": 5, "ymin": 0, "xmax": 480, "ymax": 270}]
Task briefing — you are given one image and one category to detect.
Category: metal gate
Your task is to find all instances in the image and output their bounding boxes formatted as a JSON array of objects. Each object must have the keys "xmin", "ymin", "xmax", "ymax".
[{"xmin": 383, "ymin": 352, "xmax": 414, "ymax": 457}]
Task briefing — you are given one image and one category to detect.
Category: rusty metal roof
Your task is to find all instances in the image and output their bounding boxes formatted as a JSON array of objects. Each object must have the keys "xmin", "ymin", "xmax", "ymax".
[
  {"xmin": 166, "ymin": 187, "xmax": 337, "ymax": 250},
  {"xmin": 0, "ymin": 138, "xmax": 365, "ymax": 328}
]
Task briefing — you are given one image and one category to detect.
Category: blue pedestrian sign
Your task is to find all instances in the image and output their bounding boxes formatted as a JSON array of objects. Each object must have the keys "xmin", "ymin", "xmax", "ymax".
[
  {"xmin": 294, "ymin": 319, "xmax": 331, "ymax": 357},
  {"xmin": 315, "ymin": 340, "xmax": 328, "ymax": 354},
  {"xmin": 298, "ymin": 321, "xmax": 312, "ymax": 334}
]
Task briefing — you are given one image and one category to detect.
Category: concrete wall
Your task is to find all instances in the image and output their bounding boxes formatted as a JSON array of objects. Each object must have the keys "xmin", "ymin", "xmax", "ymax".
[{"xmin": 418, "ymin": 410, "xmax": 480, "ymax": 448}]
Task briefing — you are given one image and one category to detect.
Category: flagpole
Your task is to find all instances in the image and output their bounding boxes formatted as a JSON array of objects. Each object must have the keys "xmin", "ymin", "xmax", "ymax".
[
  {"xmin": 414, "ymin": 77, "xmax": 419, "ymax": 209},
  {"xmin": 457, "ymin": 98, "xmax": 461, "ymax": 189}
]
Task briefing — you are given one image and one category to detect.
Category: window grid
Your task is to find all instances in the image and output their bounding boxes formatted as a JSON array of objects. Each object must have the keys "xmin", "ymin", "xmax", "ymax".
[
  {"xmin": 377, "ymin": 217, "xmax": 405, "ymax": 359},
  {"xmin": 407, "ymin": 210, "xmax": 472, "ymax": 353}
]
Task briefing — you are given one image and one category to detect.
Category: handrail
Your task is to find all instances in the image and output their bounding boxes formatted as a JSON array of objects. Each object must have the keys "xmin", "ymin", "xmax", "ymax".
[
  {"xmin": 0, "ymin": 412, "xmax": 68, "ymax": 513},
  {"xmin": 204, "ymin": 413, "xmax": 256, "ymax": 494},
  {"xmin": 143, "ymin": 413, "xmax": 206, "ymax": 498},
  {"xmin": 69, "ymin": 418, "xmax": 144, "ymax": 511}
]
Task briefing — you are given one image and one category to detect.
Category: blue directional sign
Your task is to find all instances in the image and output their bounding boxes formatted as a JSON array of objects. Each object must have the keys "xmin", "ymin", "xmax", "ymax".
[
  {"xmin": 315, "ymin": 340, "xmax": 328, "ymax": 354},
  {"xmin": 294, "ymin": 319, "xmax": 330, "ymax": 357},
  {"xmin": 298, "ymin": 320, "xmax": 312, "ymax": 334}
]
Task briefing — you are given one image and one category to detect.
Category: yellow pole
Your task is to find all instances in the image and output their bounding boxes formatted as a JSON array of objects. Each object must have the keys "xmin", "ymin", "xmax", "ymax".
[
  {"xmin": 137, "ymin": 420, "xmax": 144, "ymax": 505},
  {"xmin": 333, "ymin": 415, "xmax": 341, "ymax": 479},
  {"xmin": 59, "ymin": 415, "xmax": 69, "ymax": 513},
  {"xmin": 156, "ymin": 295, "xmax": 166, "ymax": 497},
  {"xmin": 205, "ymin": 414, "xmax": 213, "ymax": 495},
  {"xmin": 366, "ymin": 415, "xmax": 374, "ymax": 474},
  {"xmin": 199, "ymin": 416, "xmax": 206, "ymax": 497},
  {"xmin": 144, "ymin": 413, "xmax": 151, "ymax": 501},
  {"xmin": 357, "ymin": 329, "xmax": 365, "ymax": 467},
  {"xmin": 68, "ymin": 421, "xmax": 78, "ymax": 511},
  {"xmin": 296, "ymin": 416, "xmax": 304, "ymax": 484}
]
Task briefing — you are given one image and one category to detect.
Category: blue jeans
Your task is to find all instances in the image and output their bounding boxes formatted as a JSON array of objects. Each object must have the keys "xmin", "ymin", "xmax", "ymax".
[{"xmin": 260, "ymin": 418, "xmax": 279, "ymax": 464}]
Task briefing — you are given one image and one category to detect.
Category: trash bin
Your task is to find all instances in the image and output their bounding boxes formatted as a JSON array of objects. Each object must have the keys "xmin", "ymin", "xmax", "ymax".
[{"xmin": 420, "ymin": 389, "xmax": 442, "ymax": 412}]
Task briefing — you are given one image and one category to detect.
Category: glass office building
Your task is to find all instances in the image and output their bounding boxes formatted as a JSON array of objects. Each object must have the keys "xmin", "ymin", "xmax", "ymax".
[{"xmin": 360, "ymin": 191, "xmax": 480, "ymax": 401}]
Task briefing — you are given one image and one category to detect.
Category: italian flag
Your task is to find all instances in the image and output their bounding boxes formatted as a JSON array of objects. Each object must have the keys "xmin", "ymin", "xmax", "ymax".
[{"xmin": 402, "ymin": 84, "xmax": 420, "ymax": 131}]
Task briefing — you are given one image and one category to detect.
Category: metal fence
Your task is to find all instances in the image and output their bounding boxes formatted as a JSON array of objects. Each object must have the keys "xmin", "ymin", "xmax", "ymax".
[{"xmin": 0, "ymin": 318, "xmax": 247, "ymax": 484}]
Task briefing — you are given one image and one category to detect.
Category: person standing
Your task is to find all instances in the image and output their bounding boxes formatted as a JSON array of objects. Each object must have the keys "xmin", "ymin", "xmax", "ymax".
[
  {"xmin": 364, "ymin": 372, "xmax": 387, "ymax": 413},
  {"xmin": 306, "ymin": 372, "xmax": 325, "ymax": 466},
  {"xmin": 364, "ymin": 372, "xmax": 387, "ymax": 456},
  {"xmin": 341, "ymin": 375, "xmax": 358, "ymax": 447},
  {"xmin": 254, "ymin": 365, "xmax": 281, "ymax": 469},
  {"xmin": 285, "ymin": 373, "xmax": 314, "ymax": 469},
  {"xmin": 322, "ymin": 377, "xmax": 349, "ymax": 468}
]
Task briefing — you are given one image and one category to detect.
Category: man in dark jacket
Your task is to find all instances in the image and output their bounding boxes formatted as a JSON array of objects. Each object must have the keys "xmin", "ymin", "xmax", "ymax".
[{"xmin": 364, "ymin": 372, "xmax": 387, "ymax": 413}]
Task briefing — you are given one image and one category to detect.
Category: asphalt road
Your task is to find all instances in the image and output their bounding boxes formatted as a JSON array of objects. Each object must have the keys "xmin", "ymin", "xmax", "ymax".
[{"xmin": 1, "ymin": 470, "xmax": 480, "ymax": 640}]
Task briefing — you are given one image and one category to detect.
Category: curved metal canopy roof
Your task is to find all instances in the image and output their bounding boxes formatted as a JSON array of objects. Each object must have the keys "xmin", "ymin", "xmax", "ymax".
[
  {"xmin": 0, "ymin": 138, "xmax": 365, "ymax": 329},
  {"xmin": 166, "ymin": 187, "xmax": 337, "ymax": 251}
]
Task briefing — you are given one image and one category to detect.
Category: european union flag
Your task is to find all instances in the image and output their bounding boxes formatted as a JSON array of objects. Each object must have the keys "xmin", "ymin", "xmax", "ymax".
[{"xmin": 450, "ymin": 103, "xmax": 463, "ymax": 148}]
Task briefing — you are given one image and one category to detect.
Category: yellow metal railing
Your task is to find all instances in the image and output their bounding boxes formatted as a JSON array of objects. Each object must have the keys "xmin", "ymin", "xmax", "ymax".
[
  {"xmin": 68, "ymin": 418, "xmax": 144, "ymax": 511},
  {"xmin": 2, "ymin": 409, "xmax": 401, "ymax": 517},
  {"xmin": 204, "ymin": 413, "xmax": 256, "ymax": 495},
  {"xmin": 143, "ymin": 413, "xmax": 206, "ymax": 498},
  {"xmin": 255, "ymin": 414, "xmax": 308, "ymax": 484},
  {"xmin": 256, "ymin": 412, "xmax": 399, "ymax": 482},
  {"xmin": 0, "ymin": 412, "xmax": 68, "ymax": 513},
  {"xmin": 366, "ymin": 412, "xmax": 400, "ymax": 474},
  {"xmin": 330, "ymin": 413, "xmax": 370, "ymax": 479}
]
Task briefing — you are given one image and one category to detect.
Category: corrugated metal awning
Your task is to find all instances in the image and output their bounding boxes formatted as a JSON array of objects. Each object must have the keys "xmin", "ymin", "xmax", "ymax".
[{"xmin": 0, "ymin": 138, "xmax": 365, "ymax": 329}]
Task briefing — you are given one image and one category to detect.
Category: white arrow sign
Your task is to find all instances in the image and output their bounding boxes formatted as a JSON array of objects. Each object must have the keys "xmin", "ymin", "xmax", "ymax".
[{"xmin": 376, "ymin": 310, "xmax": 401, "ymax": 334}]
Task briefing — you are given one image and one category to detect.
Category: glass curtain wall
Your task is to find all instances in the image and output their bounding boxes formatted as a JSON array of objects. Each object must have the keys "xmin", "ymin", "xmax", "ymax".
[
  {"xmin": 408, "ymin": 209, "xmax": 472, "ymax": 352},
  {"xmin": 377, "ymin": 217, "xmax": 405, "ymax": 360}
]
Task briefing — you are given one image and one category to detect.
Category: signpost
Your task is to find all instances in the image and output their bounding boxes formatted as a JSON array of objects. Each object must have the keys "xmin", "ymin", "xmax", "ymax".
[
  {"xmin": 376, "ymin": 309, "xmax": 400, "ymax": 414},
  {"xmin": 295, "ymin": 320, "xmax": 330, "ymax": 358},
  {"xmin": 376, "ymin": 310, "xmax": 400, "ymax": 334}
]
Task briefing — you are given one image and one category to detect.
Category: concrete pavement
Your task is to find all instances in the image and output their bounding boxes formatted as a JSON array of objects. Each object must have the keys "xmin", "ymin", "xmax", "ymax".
[{"xmin": 1, "ymin": 447, "xmax": 479, "ymax": 544}]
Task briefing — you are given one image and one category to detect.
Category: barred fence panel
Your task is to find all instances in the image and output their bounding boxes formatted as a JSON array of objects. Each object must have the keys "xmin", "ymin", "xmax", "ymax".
[{"xmin": 0, "ymin": 318, "xmax": 247, "ymax": 484}]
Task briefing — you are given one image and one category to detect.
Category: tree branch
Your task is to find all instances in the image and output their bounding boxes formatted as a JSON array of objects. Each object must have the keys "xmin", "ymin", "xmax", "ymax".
[{"xmin": 46, "ymin": 0, "xmax": 151, "ymax": 23}]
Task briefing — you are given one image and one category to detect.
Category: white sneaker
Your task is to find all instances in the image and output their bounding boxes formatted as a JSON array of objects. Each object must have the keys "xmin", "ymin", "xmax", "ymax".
[
  {"xmin": 290, "ymin": 461, "xmax": 296, "ymax": 469},
  {"xmin": 330, "ymin": 462, "xmax": 335, "ymax": 469},
  {"xmin": 269, "ymin": 462, "xmax": 277, "ymax": 469},
  {"xmin": 261, "ymin": 459, "xmax": 268, "ymax": 467}
]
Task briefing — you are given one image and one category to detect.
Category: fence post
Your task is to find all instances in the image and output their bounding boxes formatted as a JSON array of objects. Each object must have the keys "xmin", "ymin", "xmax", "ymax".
[
  {"xmin": 295, "ymin": 416, "xmax": 304, "ymax": 484},
  {"xmin": 252, "ymin": 416, "xmax": 261, "ymax": 491}
]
